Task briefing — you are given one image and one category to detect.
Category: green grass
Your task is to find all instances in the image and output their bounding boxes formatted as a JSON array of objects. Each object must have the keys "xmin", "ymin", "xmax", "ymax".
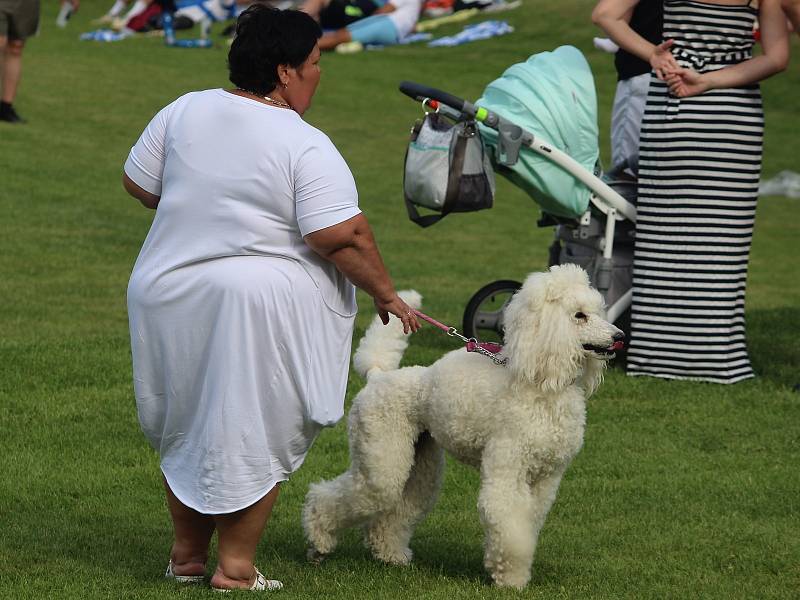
[{"xmin": 1, "ymin": 1, "xmax": 799, "ymax": 597}]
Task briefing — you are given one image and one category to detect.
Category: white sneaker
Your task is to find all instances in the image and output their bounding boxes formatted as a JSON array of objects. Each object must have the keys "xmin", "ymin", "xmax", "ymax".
[{"xmin": 335, "ymin": 41, "xmax": 364, "ymax": 54}]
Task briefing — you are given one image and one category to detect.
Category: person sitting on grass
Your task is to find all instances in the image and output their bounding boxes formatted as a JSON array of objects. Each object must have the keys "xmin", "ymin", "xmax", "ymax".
[
  {"xmin": 302, "ymin": 0, "xmax": 386, "ymax": 31},
  {"xmin": 93, "ymin": 0, "xmax": 131, "ymax": 25},
  {"xmin": 317, "ymin": 0, "xmax": 423, "ymax": 50}
]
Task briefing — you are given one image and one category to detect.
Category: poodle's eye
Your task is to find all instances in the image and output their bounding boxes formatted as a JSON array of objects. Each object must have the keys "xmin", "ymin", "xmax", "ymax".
[{"xmin": 574, "ymin": 312, "xmax": 587, "ymax": 320}]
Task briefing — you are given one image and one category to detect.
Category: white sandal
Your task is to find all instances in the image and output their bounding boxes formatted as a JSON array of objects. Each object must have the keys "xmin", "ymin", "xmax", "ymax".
[
  {"xmin": 165, "ymin": 560, "xmax": 205, "ymax": 584},
  {"xmin": 212, "ymin": 567, "xmax": 283, "ymax": 592}
]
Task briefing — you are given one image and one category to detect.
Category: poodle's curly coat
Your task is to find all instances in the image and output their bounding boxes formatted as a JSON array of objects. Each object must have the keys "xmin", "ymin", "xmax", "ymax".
[{"xmin": 303, "ymin": 265, "xmax": 623, "ymax": 588}]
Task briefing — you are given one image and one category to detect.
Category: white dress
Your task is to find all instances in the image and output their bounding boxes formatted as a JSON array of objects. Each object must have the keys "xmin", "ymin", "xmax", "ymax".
[{"xmin": 125, "ymin": 89, "xmax": 361, "ymax": 514}]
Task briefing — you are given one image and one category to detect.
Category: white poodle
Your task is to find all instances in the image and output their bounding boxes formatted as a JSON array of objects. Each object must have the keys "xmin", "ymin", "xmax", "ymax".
[{"xmin": 302, "ymin": 264, "xmax": 624, "ymax": 589}]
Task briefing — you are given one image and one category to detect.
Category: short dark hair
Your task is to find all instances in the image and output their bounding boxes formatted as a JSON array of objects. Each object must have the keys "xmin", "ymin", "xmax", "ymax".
[{"xmin": 228, "ymin": 5, "xmax": 321, "ymax": 95}]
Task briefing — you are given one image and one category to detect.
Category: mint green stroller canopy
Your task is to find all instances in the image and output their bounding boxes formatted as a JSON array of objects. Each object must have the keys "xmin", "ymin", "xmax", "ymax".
[{"xmin": 477, "ymin": 46, "xmax": 599, "ymax": 219}]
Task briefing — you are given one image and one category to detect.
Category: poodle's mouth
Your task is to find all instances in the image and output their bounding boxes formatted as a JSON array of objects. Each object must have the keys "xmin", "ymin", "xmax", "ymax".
[{"xmin": 583, "ymin": 341, "xmax": 624, "ymax": 357}]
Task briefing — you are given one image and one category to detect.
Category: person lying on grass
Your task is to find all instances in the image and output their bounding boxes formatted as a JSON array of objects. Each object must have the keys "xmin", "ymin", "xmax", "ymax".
[
  {"xmin": 317, "ymin": 0, "xmax": 423, "ymax": 49},
  {"xmin": 302, "ymin": 0, "xmax": 385, "ymax": 31}
]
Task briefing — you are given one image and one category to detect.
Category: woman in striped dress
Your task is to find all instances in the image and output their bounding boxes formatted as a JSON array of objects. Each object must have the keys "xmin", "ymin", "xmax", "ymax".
[{"xmin": 593, "ymin": 0, "xmax": 788, "ymax": 383}]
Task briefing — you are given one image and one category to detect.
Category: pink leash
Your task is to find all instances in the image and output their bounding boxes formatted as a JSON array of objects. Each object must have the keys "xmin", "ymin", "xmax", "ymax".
[{"xmin": 411, "ymin": 309, "xmax": 507, "ymax": 366}]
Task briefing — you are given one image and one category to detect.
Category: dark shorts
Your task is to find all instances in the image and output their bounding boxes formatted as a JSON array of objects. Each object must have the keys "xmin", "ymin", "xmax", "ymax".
[
  {"xmin": 0, "ymin": 0, "xmax": 40, "ymax": 40},
  {"xmin": 320, "ymin": 0, "xmax": 380, "ymax": 30}
]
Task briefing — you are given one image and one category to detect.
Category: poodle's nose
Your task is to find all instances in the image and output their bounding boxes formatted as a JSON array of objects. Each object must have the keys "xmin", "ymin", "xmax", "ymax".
[{"xmin": 613, "ymin": 331, "xmax": 625, "ymax": 341}]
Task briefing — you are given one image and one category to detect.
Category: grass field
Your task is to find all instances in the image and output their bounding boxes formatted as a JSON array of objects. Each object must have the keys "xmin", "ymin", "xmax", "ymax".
[{"xmin": 1, "ymin": 1, "xmax": 799, "ymax": 597}]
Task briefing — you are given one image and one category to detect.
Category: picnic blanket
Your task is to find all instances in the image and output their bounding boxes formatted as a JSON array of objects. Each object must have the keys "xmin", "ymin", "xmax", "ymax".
[
  {"xmin": 427, "ymin": 20, "xmax": 512, "ymax": 46},
  {"xmin": 80, "ymin": 29, "xmax": 135, "ymax": 41}
]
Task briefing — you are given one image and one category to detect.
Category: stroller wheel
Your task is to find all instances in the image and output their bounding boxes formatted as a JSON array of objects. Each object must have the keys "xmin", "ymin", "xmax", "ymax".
[{"xmin": 462, "ymin": 280, "xmax": 522, "ymax": 342}]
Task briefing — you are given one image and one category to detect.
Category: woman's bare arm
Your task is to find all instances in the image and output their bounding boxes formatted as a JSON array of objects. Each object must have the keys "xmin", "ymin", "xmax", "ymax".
[
  {"xmin": 304, "ymin": 214, "xmax": 420, "ymax": 333},
  {"xmin": 592, "ymin": 0, "xmax": 681, "ymax": 78},
  {"xmin": 123, "ymin": 172, "xmax": 160, "ymax": 209},
  {"xmin": 667, "ymin": 0, "xmax": 789, "ymax": 97}
]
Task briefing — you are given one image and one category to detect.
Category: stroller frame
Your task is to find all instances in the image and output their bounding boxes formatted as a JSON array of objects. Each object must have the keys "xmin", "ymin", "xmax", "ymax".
[{"xmin": 400, "ymin": 81, "xmax": 637, "ymax": 325}]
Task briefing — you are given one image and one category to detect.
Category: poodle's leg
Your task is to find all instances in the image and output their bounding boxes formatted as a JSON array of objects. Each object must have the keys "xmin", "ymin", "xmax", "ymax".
[
  {"xmin": 303, "ymin": 470, "xmax": 369, "ymax": 559},
  {"xmin": 303, "ymin": 402, "xmax": 375, "ymax": 558},
  {"xmin": 303, "ymin": 393, "xmax": 421, "ymax": 560},
  {"xmin": 477, "ymin": 444, "xmax": 565, "ymax": 589},
  {"xmin": 478, "ymin": 478, "xmax": 535, "ymax": 589},
  {"xmin": 363, "ymin": 431, "xmax": 445, "ymax": 565},
  {"xmin": 525, "ymin": 466, "xmax": 567, "ymax": 570}
]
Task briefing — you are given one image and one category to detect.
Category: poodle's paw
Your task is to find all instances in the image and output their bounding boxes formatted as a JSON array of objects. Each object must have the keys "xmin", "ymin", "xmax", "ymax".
[
  {"xmin": 302, "ymin": 486, "xmax": 342, "ymax": 556},
  {"xmin": 489, "ymin": 566, "xmax": 530, "ymax": 590},
  {"xmin": 303, "ymin": 525, "xmax": 338, "ymax": 557},
  {"xmin": 364, "ymin": 539, "xmax": 414, "ymax": 567},
  {"xmin": 371, "ymin": 545, "xmax": 413, "ymax": 566},
  {"xmin": 485, "ymin": 553, "xmax": 531, "ymax": 589},
  {"xmin": 306, "ymin": 546, "xmax": 328, "ymax": 565},
  {"xmin": 364, "ymin": 524, "xmax": 414, "ymax": 566}
]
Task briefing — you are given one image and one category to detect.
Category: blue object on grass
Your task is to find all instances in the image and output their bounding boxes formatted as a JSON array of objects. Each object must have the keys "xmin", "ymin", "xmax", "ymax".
[
  {"xmin": 427, "ymin": 20, "xmax": 512, "ymax": 47},
  {"xmin": 79, "ymin": 29, "xmax": 133, "ymax": 42},
  {"xmin": 167, "ymin": 38, "xmax": 213, "ymax": 48},
  {"xmin": 399, "ymin": 32, "xmax": 433, "ymax": 44}
]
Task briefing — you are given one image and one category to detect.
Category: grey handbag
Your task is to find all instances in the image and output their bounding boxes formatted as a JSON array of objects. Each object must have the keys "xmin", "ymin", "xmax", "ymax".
[{"xmin": 403, "ymin": 112, "xmax": 495, "ymax": 228}]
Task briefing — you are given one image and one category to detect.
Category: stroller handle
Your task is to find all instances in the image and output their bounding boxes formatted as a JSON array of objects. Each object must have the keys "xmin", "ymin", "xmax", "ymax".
[{"xmin": 399, "ymin": 81, "xmax": 484, "ymax": 121}]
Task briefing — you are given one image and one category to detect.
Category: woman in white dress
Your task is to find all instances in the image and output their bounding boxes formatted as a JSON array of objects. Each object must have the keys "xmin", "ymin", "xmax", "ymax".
[{"xmin": 123, "ymin": 5, "xmax": 419, "ymax": 591}]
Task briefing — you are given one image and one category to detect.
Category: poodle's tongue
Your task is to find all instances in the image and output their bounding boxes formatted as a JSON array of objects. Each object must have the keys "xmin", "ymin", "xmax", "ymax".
[{"xmin": 609, "ymin": 341, "xmax": 624, "ymax": 351}]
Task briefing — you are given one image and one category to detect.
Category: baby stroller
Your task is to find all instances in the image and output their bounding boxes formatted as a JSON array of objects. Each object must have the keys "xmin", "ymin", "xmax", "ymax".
[{"xmin": 399, "ymin": 45, "xmax": 637, "ymax": 343}]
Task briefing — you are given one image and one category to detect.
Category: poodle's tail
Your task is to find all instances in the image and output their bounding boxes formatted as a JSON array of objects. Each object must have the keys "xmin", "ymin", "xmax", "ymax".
[{"xmin": 353, "ymin": 290, "xmax": 422, "ymax": 379}]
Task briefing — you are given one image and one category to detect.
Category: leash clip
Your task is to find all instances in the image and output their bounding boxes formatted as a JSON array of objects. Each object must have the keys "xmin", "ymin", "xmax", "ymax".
[{"xmin": 414, "ymin": 308, "xmax": 506, "ymax": 367}]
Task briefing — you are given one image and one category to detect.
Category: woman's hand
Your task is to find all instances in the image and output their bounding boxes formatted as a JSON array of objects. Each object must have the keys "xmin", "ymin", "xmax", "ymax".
[
  {"xmin": 667, "ymin": 68, "xmax": 710, "ymax": 98},
  {"xmin": 374, "ymin": 294, "xmax": 420, "ymax": 334},
  {"xmin": 650, "ymin": 39, "xmax": 681, "ymax": 80}
]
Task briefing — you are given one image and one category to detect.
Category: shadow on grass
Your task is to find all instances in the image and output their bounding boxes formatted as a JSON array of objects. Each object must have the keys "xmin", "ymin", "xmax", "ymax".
[
  {"xmin": 748, "ymin": 306, "xmax": 800, "ymax": 387},
  {"xmin": 606, "ymin": 306, "xmax": 799, "ymax": 389}
]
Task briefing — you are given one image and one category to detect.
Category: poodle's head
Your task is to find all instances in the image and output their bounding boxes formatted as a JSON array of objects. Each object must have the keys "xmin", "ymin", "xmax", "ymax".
[{"xmin": 502, "ymin": 264, "xmax": 624, "ymax": 395}]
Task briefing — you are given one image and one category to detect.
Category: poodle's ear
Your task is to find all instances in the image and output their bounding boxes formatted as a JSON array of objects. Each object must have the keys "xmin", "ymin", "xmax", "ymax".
[{"xmin": 503, "ymin": 273, "xmax": 584, "ymax": 393}]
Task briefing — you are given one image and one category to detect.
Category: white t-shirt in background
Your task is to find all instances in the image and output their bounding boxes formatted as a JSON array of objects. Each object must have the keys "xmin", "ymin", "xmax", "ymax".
[{"xmin": 388, "ymin": 0, "xmax": 424, "ymax": 38}]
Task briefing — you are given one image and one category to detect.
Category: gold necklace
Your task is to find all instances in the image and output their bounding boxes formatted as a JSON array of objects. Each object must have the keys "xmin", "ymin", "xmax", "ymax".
[{"xmin": 237, "ymin": 88, "xmax": 290, "ymax": 109}]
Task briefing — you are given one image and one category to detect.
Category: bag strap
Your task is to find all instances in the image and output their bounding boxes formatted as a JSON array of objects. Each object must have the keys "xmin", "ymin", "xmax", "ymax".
[
  {"xmin": 443, "ymin": 125, "xmax": 470, "ymax": 213},
  {"xmin": 404, "ymin": 121, "xmax": 471, "ymax": 228}
]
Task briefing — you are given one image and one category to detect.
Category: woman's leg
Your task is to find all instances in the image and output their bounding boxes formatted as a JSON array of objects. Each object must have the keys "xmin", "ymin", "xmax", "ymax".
[
  {"xmin": 1, "ymin": 40, "xmax": 25, "ymax": 105},
  {"xmin": 209, "ymin": 484, "xmax": 281, "ymax": 590},
  {"xmin": 163, "ymin": 477, "xmax": 215, "ymax": 576},
  {"xmin": 319, "ymin": 27, "xmax": 352, "ymax": 50}
]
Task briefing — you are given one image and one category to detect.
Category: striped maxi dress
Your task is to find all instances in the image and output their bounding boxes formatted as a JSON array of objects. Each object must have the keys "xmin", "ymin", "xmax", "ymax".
[{"xmin": 627, "ymin": 0, "xmax": 762, "ymax": 383}]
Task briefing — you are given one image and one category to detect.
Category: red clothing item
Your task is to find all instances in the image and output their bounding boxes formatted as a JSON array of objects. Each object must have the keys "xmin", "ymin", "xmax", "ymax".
[{"xmin": 127, "ymin": 2, "xmax": 161, "ymax": 31}]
